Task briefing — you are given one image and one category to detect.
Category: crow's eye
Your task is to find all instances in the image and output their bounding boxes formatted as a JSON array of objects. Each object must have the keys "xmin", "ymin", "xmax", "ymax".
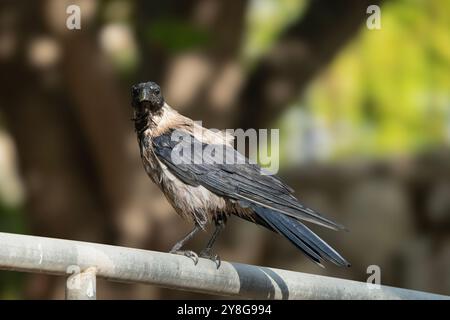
[
  {"xmin": 154, "ymin": 88, "xmax": 160, "ymax": 95},
  {"xmin": 132, "ymin": 86, "xmax": 138, "ymax": 95}
]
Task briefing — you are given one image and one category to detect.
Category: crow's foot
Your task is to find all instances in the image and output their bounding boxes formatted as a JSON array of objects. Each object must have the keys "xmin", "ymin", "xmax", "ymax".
[
  {"xmin": 199, "ymin": 248, "xmax": 221, "ymax": 269},
  {"xmin": 170, "ymin": 250, "xmax": 199, "ymax": 265}
]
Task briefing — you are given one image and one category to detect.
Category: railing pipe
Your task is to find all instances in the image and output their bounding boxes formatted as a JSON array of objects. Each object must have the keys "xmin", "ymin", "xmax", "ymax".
[{"xmin": 0, "ymin": 232, "xmax": 448, "ymax": 300}]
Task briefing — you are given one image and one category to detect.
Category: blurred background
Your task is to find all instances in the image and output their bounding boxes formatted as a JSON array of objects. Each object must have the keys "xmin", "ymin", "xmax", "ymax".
[{"xmin": 0, "ymin": 0, "xmax": 449, "ymax": 299}]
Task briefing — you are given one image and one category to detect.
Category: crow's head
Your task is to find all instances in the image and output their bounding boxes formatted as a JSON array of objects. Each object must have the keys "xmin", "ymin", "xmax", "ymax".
[{"xmin": 131, "ymin": 81, "xmax": 164, "ymax": 113}]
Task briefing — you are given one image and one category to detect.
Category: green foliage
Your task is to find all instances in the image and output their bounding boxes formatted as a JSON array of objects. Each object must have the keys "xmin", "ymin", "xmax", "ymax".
[
  {"xmin": 0, "ymin": 203, "xmax": 25, "ymax": 233},
  {"xmin": 146, "ymin": 18, "xmax": 211, "ymax": 53},
  {"xmin": 0, "ymin": 271, "xmax": 23, "ymax": 299},
  {"xmin": 275, "ymin": 0, "xmax": 450, "ymax": 163},
  {"xmin": 242, "ymin": 0, "xmax": 306, "ymax": 65},
  {"xmin": 0, "ymin": 203, "xmax": 25, "ymax": 299}
]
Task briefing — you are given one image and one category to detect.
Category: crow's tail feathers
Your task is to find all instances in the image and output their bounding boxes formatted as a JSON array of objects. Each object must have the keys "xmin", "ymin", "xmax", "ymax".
[{"xmin": 251, "ymin": 205, "xmax": 350, "ymax": 267}]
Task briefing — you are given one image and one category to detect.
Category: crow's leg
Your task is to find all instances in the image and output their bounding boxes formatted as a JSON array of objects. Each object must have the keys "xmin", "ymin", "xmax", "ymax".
[
  {"xmin": 170, "ymin": 224, "xmax": 201, "ymax": 265},
  {"xmin": 200, "ymin": 217, "xmax": 226, "ymax": 268}
]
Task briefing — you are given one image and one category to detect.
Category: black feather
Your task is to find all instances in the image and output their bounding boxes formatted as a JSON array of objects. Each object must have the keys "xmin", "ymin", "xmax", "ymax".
[{"xmin": 251, "ymin": 205, "xmax": 350, "ymax": 266}]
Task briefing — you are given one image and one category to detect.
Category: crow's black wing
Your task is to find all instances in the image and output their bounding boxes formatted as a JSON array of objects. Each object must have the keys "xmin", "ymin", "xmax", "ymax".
[
  {"xmin": 153, "ymin": 130, "xmax": 345, "ymax": 230},
  {"xmin": 152, "ymin": 130, "xmax": 349, "ymax": 266}
]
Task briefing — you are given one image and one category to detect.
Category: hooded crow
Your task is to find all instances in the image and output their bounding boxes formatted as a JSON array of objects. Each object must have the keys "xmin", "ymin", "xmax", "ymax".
[{"xmin": 131, "ymin": 81, "xmax": 350, "ymax": 268}]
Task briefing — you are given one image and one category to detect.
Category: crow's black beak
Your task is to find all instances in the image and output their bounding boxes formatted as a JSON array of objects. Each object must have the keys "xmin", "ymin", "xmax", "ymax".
[{"xmin": 138, "ymin": 88, "xmax": 151, "ymax": 103}]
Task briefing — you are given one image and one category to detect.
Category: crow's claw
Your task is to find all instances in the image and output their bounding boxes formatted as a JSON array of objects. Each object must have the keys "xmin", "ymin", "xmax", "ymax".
[
  {"xmin": 200, "ymin": 249, "xmax": 221, "ymax": 269},
  {"xmin": 170, "ymin": 250, "xmax": 199, "ymax": 265}
]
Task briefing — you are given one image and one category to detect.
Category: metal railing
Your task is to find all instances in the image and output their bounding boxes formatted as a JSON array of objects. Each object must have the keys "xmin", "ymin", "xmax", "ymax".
[{"xmin": 0, "ymin": 232, "xmax": 448, "ymax": 300}]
